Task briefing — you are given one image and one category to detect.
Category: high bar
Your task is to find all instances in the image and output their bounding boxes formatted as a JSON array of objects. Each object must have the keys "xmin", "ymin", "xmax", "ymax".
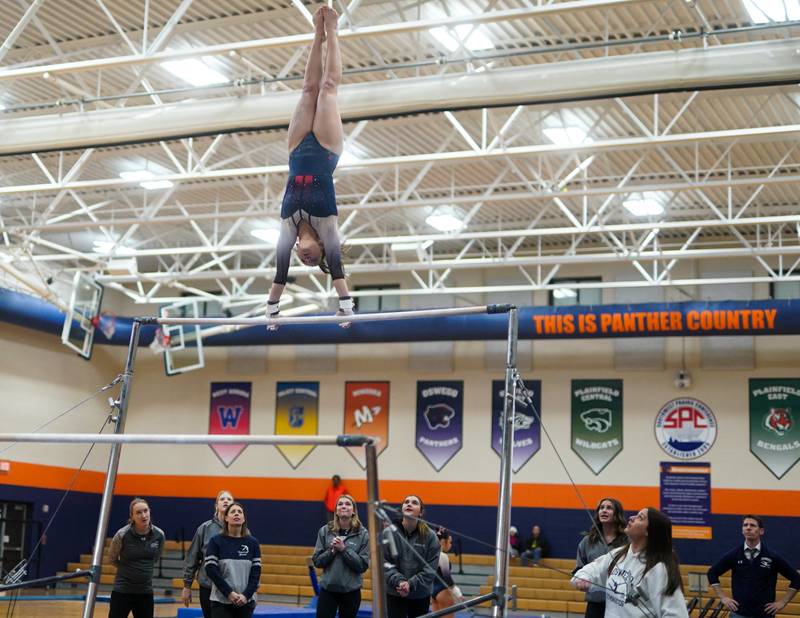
[
  {"xmin": 0, "ymin": 433, "xmax": 375, "ymax": 446},
  {"xmin": 145, "ymin": 303, "xmax": 512, "ymax": 326}
]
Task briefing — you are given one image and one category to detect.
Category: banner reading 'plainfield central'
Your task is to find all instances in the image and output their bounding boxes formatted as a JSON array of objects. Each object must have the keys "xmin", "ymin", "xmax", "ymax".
[{"xmin": 571, "ymin": 379, "xmax": 623, "ymax": 474}]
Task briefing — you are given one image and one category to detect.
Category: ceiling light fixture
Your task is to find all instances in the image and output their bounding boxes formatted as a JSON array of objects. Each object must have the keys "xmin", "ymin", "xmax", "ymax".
[
  {"xmin": 623, "ymin": 194, "xmax": 665, "ymax": 217},
  {"xmin": 425, "ymin": 213, "xmax": 464, "ymax": 232},
  {"xmin": 93, "ymin": 240, "xmax": 136, "ymax": 255},
  {"xmin": 119, "ymin": 170, "xmax": 174, "ymax": 190},
  {"xmin": 161, "ymin": 58, "xmax": 228, "ymax": 87},
  {"xmin": 543, "ymin": 126, "xmax": 593, "ymax": 146},
  {"xmin": 742, "ymin": 0, "xmax": 799, "ymax": 24},
  {"xmin": 553, "ymin": 288, "xmax": 578, "ymax": 299},
  {"xmin": 250, "ymin": 227, "xmax": 281, "ymax": 245}
]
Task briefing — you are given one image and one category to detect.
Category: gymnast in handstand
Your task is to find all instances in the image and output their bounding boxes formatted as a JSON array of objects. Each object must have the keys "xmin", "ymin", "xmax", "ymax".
[{"xmin": 267, "ymin": 6, "xmax": 353, "ymax": 326}]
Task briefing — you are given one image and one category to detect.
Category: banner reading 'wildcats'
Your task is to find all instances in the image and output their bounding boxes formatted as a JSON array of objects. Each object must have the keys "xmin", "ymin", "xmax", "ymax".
[
  {"xmin": 209, "ymin": 382, "xmax": 251, "ymax": 468},
  {"xmin": 750, "ymin": 378, "xmax": 800, "ymax": 479},
  {"xmin": 275, "ymin": 381, "xmax": 319, "ymax": 469},
  {"xmin": 491, "ymin": 379, "xmax": 541, "ymax": 473},
  {"xmin": 416, "ymin": 381, "xmax": 463, "ymax": 472},
  {"xmin": 571, "ymin": 379, "xmax": 623, "ymax": 475},
  {"xmin": 343, "ymin": 382, "xmax": 390, "ymax": 469}
]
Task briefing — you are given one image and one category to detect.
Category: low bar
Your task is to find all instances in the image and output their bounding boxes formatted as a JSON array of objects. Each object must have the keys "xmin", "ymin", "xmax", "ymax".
[
  {"xmin": 0, "ymin": 570, "xmax": 92, "ymax": 592},
  {"xmin": 418, "ymin": 592, "xmax": 499, "ymax": 618},
  {"xmin": 0, "ymin": 433, "xmax": 366, "ymax": 446},
  {"xmin": 149, "ymin": 304, "xmax": 494, "ymax": 326}
]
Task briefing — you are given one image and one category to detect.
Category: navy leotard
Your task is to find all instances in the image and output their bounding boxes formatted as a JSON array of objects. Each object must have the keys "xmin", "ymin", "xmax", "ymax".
[
  {"xmin": 274, "ymin": 133, "xmax": 344, "ymax": 285},
  {"xmin": 281, "ymin": 132, "xmax": 340, "ymax": 219}
]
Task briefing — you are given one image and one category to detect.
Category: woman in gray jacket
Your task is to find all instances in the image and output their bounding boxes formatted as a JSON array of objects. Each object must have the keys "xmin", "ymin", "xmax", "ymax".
[
  {"xmin": 182, "ymin": 490, "xmax": 235, "ymax": 617},
  {"xmin": 384, "ymin": 495, "xmax": 440, "ymax": 618},
  {"xmin": 312, "ymin": 494, "xmax": 370, "ymax": 618},
  {"xmin": 574, "ymin": 497, "xmax": 627, "ymax": 618}
]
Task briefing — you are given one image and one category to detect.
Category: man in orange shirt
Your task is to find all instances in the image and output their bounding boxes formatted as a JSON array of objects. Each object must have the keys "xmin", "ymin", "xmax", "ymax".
[{"xmin": 324, "ymin": 475, "xmax": 348, "ymax": 521}]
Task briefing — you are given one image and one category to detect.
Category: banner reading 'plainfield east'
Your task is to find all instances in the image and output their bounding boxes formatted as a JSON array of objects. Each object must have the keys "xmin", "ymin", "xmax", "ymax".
[{"xmin": 750, "ymin": 378, "xmax": 800, "ymax": 479}]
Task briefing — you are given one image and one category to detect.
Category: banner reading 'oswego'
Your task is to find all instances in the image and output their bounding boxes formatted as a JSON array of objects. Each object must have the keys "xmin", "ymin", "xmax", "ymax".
[
  {"xmin": 750, "ymin": 379, "xmax": 800, "ymax": 479},
  {"xmin": 571, "ymin": 380, "xmax": 623, "ymax": 474},
  {"xmin": 416, "ymin": 381, "xmax": 463, "ymax": 472}
]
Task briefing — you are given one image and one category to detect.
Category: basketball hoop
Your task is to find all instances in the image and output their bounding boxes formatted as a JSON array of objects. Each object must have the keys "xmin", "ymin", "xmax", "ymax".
[
  {"xmin": 90, "ymin": 311, "xmax": 117, "ymax": 339},
  {"xmin": 148, "ymin": 328, "xmax": 172, "ymax": 354}
]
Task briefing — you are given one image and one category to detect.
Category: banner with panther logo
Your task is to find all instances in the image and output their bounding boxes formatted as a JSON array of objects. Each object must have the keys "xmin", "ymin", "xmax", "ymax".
[
  {"xmin": 491, "ymin": 379, "xmax": 541, "ymax": 473},
  {"xmin": 275, "ymin": 381, "xmax": 319, "ymax": 468},
  {"xmin": 571, "ymin": 379, "xmax": 623, "ymax": 474},
  {"xmin": 209, "ymin": 382, "xmax": 252, "ymax": 467},
  {"xmin": 343, "ymin": 382, "xmax": 390, "ymax": 469},
  {"xmin": 416, "ymin": 381, "xmax": 463, "ymax": 471},
  {"xmin": 749, "ymin": 378, "xmax": 800, "ymax": 479}
]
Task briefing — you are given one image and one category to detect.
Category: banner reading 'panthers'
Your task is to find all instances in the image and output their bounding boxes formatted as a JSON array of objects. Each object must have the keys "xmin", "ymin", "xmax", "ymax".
[
  {"xmin": 415, "ymin": 381, "xmax": 463, "ymax": 472},
  {"xmin": 749, "ymin": 378, "xmax": 800, "ymax": 479},
  {"xmin": 571, "ymin": 379, "xmax": 623, "ymax": 474}
]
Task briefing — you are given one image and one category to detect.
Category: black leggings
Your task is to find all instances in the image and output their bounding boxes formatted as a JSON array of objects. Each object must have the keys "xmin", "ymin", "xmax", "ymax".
[
  {"xmin": 386, "ymin": 594, "xmax": 430, "ymax": 618},
  {"xmin": 200, "ymin": 586, "xmax": 213, "ymax": 618},
  {"xmin": 211, "ymin": 600, "xmax": 256, "ymax": 618},
  {"xmin": 108, "ymin": 591, "xmax": 154, "ymax": 618},
  {"xmin": 316, "ymin": 588, "xmax": 361, "ymax": 618},
  {"xmin": 585, "ymin": 601, "xmax": 606, "ymax": 618}
]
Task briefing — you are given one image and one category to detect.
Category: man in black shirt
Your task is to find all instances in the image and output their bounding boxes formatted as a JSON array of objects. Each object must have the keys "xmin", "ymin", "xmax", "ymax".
[{"xmin": 707, "ymin": 515, "xmax": 799, "ymax": 618}]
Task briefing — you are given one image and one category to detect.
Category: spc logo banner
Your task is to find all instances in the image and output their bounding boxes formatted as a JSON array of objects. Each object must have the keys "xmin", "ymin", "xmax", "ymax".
[
  {"xmin": 571, "ymin": 379, "xmax": 623, "ymax": 474},
  {"xmin": 749, "ymin": 378, "xmax": 800, "ymax": 479},
  {"xmin": 416, "ymin": 381, "xmax": 463, "ymax": 471},
  {"xmin": 491, "ymin": 379, "xmax": 541, "ymax": 473},
  {"xmin": 275, "ymin": 381, "xmax": 319, "ymax": 468},
  {"xmin": 208, "ymin": 382, "xmax": 251, "ymax": 467},
  {"xmin": 655, "ymin": 398, "xmax": 717, "ymax": 460},
  {"xmin": 343, "ymin": 381, "xmax": 390, "ymax": 469}
]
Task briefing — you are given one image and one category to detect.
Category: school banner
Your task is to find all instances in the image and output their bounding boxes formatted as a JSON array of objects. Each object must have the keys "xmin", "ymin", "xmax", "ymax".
[
  {"xmin": 571, "ymin": 380, "xmax": 623, "ymax": 474},
  {"xmin": 660, "ymin": 461, "xmax": 712, "ymax": 540},
  {"xmin": 750, "ymin": 379, "xmax": 800, "ymax": 479},
  {"xmin": 526, "ymin": 300, "xmax": 784, "ymax": 338},
  {"xmin": 343, "ymin": 381, "xmax": 390, "ymax": 469},
  {"xmin": 491, "ymin": 379, "xmax": 541, "ymax": 473},
  {"xmin": 275, "ymin": 381, "xmax": 319, "ymax": 468},
  {"xmin": 416, "ymin": 381, "xmax": 463, "ymax": 472},
  {"xmin": 209, "ymin": 382, "xmax": 251, "ymax": 467}
]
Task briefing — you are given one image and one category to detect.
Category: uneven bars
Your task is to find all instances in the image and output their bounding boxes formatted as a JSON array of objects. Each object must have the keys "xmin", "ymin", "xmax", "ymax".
[
  {"xmin": 0, "ymin": 433, "xmax": 374, "ymax": 446},
  {"xmin": 147, "ymin": 304, "xmax": 511, "ymax": 326}
]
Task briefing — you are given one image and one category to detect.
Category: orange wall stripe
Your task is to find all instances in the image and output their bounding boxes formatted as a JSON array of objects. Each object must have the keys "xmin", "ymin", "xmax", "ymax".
[{"xmin": 2, "ymin": 461, "xmax": 798, "ymax": 517}]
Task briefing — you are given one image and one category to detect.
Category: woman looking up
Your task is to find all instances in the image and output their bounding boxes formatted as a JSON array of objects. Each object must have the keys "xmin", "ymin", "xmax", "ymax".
[
  {"xmin": 182, "ymin": 490, "xmax": 235, "ymax": 617},
  {"xmin": 572, "ymin": 507, "xmax": 688, "ymax": 618},
  {"xmin": 312, "ymin": 494, "xmax": 370, "ymax": 618}
]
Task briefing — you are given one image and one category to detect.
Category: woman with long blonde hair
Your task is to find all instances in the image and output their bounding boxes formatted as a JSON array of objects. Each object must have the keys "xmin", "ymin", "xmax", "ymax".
[
  {"xmin": 312, "ymin": 494, "xmax": 370, "ymax": 618},
  {"xmin": 182, "ymin": 490, "xmax": 235, "ymax": 617}
]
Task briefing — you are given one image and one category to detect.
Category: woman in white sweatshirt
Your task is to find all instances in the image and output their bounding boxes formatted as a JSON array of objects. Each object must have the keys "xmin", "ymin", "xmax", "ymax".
[{"xmin": 571, "ymin": 507, "xmax": 688, "ymax": 618}]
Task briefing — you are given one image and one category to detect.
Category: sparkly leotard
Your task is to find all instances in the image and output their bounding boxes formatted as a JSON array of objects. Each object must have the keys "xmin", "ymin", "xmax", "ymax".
[{"xmin": 274, "ymin": 132, "xmax": 344, "ymax": 285}]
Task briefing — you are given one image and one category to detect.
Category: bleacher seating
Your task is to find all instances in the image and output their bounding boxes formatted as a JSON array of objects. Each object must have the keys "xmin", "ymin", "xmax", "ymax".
[{"xmin": 59, "ymin": 542, "xmax": 800, "ymax": 618}]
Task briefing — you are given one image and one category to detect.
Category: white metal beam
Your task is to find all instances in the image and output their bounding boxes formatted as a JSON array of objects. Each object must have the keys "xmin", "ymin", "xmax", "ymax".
[{"xmin": 2, "ymin": 38, "xmax": 799, "ymax": 155}]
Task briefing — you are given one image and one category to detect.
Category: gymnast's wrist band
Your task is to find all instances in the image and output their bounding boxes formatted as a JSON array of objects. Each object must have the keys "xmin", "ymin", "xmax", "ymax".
[
  {"xmin": 268, "ymin": 299, "xmax": 280, "ymax": 317},
  {"xmin": 338, "ymin": 296, "xmax": 354, "ymax": 311}
]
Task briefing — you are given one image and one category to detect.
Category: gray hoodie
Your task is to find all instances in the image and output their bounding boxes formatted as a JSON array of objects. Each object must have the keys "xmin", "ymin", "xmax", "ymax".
[
  {"xmin": 312, "ymin": 524, "xmax": 370, "ymax": 593},
  {"xmin": 384, "ymin": 524, "xmax": 440, "ymax": 599},
  {"xmin": 183, "ymin": 517, "xmax": 223, "ymax": 589}
]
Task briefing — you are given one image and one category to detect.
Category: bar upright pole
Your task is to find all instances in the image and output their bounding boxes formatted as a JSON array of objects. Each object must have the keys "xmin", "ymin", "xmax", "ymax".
[
  {"xmin": 82, "ymin": 320, "xmax": 142, "ymax": 618},
  {"xmin": 492, "ymin": 307, "xmax": 518, "ymax": 618},
  {"xmin": 365, "ymin": 442, "xmax": 386, "ymax": 618}
]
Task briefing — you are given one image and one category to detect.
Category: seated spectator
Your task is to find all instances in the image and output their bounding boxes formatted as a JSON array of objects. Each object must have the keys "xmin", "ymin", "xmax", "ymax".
[
  {"xmin": 520, "ymin": 525, "xmax": 549, "ymax": 566},
  {"xmin": 508, "ymin": 526, "xmax": 522, "ymax": 558}
]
